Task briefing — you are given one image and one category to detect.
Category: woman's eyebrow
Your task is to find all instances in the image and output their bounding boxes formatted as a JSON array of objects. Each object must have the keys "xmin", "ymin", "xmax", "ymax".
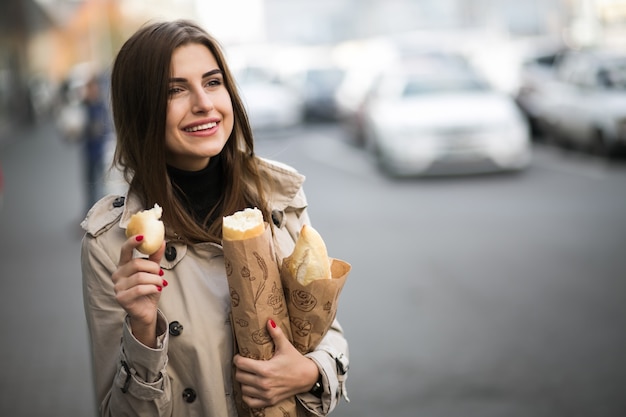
[
  {"xmin": 169, "ymin": 69, "xmax": 223, "ymax": 83},
  {"xmin": 203, "ymin": 69, "xmax": 223, "ymax": 78}
]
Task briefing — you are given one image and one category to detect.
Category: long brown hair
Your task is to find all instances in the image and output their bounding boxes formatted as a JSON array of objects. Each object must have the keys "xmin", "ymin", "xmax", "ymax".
[{"xmin": 111, "ymin": 19, "xmax": 271, "ymax": 244}]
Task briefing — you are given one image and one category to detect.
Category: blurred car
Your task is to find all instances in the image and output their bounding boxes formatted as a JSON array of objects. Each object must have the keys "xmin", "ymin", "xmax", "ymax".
[
  {"xmin": 515, "ymin": 45, "xmax": 566, "ymax": 138},
  {"xmin": 291, "ymin": 65, "xmax": 346, "ymax": 121},
  {"xmin": 361, "ymin": 58, "xmax": 532, "ymax": 177},
  {"xmin": 234, "ymin": 65, "xmax": 304, "ymax": 131},
  {"xmin": 343, "ymin": 50, "xmax": 473, "ymax": 146},
  {"xmin": 527, "ymin": 48, "xmax": 626, "ymax": 156}
]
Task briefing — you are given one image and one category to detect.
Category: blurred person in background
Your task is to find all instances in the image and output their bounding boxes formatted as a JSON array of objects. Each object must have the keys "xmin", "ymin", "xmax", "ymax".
[
  {"xmin": 80, "ymin": 19, "xmax": 349, "ymax": 416},
  {"xmin": 81, "ymin": 75, "xmax": 111, "ymax": 213}
]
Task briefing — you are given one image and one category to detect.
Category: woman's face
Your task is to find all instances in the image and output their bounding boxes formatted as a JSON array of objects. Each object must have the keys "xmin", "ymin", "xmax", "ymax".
[{"xmin": 165, "ymin": 43, "xmax": 234, "ymax": 171}]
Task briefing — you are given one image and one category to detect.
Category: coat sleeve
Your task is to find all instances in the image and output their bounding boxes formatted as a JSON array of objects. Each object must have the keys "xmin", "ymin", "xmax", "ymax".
[
  {"xmin": 81, "ymin": 233, "xmax": 173, "ymax": 417},
  {"xmin": 299, "ymin": 319, "xmax": 350, "ymax": 416}
]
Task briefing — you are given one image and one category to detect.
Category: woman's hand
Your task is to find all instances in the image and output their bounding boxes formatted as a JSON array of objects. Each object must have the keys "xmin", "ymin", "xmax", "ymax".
[
  {"xmin": 112, "ymin": 235, "xmax": 166, "ymax": 348},
  {"xmin": 233, "ymin": 319, "xmax": 320, "ymax": 408}
]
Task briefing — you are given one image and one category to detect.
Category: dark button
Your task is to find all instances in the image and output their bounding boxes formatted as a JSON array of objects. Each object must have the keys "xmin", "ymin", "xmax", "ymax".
[
  {"xmin": 112, "ymin": 196, "xmax": 125, "ymax": 208},
  {"xmin": 169, "ymin": 321, "xmax": 183, "ymax": 336},
  {"xmin": 271, "ymin": 210, "xmax": 284, "ymax": 227},
  {"xmin": 182, "ymin": 388, "xmax": 197, "ymax": 403},
  {"xmin": 165, "ymin": 244, "xmax": 177, "ymax": 262}
]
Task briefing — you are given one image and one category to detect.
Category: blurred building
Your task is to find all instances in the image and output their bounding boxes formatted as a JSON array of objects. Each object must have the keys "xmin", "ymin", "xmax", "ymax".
[
  {"xmin": 0, "ymin": 0, "xmax": 54, "ymax": 133},
  {"xmin": 0, "ymin": 0, "xmax": 198, "ymax": 136},
  {"xmin": 1, "ymin": 0, "xmax": 624, "ymax": 136},
  {"xmin": 263, "ymin": 0, "xmax": 625, "ymax": 47},
  {"xmin": 263, "ymin": 0, "xmax": 570, "ymax": 44}
]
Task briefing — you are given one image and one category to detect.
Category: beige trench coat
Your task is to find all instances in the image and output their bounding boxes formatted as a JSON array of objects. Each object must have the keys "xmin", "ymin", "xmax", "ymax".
[{"xmin": 81, "ymin": 158, "xmax": 349, "ymax": 417}]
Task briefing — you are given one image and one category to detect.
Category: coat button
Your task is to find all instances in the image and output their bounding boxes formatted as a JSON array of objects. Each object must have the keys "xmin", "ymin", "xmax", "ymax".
[
  {"xmin": 168, "ymin": 321, "xmax": 183, "ymax": 336},
  {"xmin": 112, "ymin": 196, "xmax": 125, "ymax": 208},
  {"xmin": 182, "ymin": 388, "xmax": 197, "ymax": 403},
  {"xmin": 271, "ymin": 210, "xmax": 284, "ymax": 227},
  {"xmin": 165, "ymin": 244, "xmax": 177, "ymax": 262}
]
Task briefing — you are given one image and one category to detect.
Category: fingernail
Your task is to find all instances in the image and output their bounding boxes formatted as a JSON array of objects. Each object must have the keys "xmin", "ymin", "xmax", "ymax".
[
  {"xmin": 269, "ymin": 319, "xmax": 276, "ymax": 329},
  {"xmin": 162, "ymin": 279, "xmax": 168, "ymax": 287},
  {"xmin": 136, "ymin": 235, "xmax": 144, "ymax": 242},
  {"xmin": 156, "ymin": 285, "xmax": 162, "ymax": 292},
  {"xmin": 159, "ymin": 269, "xmax": 164, "ymax": 277}
]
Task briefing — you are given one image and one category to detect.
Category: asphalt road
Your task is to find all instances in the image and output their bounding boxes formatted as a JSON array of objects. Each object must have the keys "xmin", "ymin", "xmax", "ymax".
[{"xmin": 1, "ymin": 120, "xmax": 625, "ymax": 417}]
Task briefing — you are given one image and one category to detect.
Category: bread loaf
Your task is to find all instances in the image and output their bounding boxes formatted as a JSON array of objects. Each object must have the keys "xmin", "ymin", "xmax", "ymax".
[
  {"xmin": 222, "ymin": 207, "xmax": 265, "ymax": 241},
  {"xmin": 125, "ymin": 204, "xmax": 165, "ymax": 255},
  {"xmin": 283, "ymin": 224, "xmax": 331, "ymax": 286}
]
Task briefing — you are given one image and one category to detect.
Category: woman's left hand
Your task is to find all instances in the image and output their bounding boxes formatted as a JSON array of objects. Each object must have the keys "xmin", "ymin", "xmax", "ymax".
[{"xmin": 233, "ymin": 319, "xmax": 320, "ymax": 408}]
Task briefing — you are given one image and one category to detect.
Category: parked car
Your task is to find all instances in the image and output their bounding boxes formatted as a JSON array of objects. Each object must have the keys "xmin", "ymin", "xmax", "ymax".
[
  {"xmin": 289, "ymin": 65, "xmax": 346, "ymax": 121},
  {"xmin": 515, "ymin": 45, "xmax": 566, "ymax": 138},
  {"xmin": 343, "ymin": 50, "xmax": 473, "ymax": 147},
  {"xmin": 361, "ymin": 58, "xmax": 532, "ymax": 177},
  {"xmin": 234, "ymin": 65, "xmax": 304, "ymax": 131},
  {"xmin": 525, "ymin": 48, "xmax": 626, "ymax": 156}
]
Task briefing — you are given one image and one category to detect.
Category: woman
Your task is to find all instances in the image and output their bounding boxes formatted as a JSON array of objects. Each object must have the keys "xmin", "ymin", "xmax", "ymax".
[{"xmin": 81, "ymin": 20, "xmax": 349, "ymax": 416}]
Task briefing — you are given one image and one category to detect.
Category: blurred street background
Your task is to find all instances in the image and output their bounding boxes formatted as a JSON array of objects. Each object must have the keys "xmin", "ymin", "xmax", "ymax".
[{"xmin": 1, "ymin": 0, "xmax": 626, "ymax": 416}]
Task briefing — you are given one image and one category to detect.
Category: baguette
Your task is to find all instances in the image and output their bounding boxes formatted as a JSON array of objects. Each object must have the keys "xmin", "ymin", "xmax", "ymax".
[
  {"xmin": 222, "ymin": 207, "xmax": 265, "ymax": 241},
  {"xmin": 125, "ymin": 204, "xmax": 165, "ymax": 255},
  {"xmin": 283, "ymin": 224, "xmax": 332, "ymax": 286}
]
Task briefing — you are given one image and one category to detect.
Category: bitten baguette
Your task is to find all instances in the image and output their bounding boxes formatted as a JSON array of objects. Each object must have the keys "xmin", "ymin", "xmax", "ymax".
[
  {"xmin": 125, "ymin": 203, "xmax": 165, "ymax": 255},
  {"xmin": 222, "ymin": 207, "xmax": 265, "ymax": 241},
  {"xmin": 283, "ymin": 224, "xmax": 332, "ymax": 286}
]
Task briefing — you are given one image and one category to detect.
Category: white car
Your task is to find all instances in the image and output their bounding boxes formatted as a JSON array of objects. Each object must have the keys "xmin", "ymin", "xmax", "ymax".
[
  {"xmin": 362, "ymin": 59, "xmax": 532, "ymax": 176},
  {"xmin": 234, "ymin": 66, "xmax": 304, "ymax": 131},
  {"xmin": 530, "ymin": 48, "xmax": 626, "ymax": 156}
]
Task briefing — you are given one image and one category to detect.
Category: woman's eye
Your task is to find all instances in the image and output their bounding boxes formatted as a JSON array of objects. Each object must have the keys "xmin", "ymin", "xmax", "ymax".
[
  {"xmin": 206, "ymin": 78, "xmax": 222, "ymax": 88},
  {"xmin": 168, "ymin": 86, "xmax": 184, "ymax": 95}
]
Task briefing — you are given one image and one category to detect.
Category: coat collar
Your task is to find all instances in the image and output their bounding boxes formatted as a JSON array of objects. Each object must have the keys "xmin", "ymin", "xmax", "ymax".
[
  {"xmin": 118, "ymin": 157, "xmax": 306, "ymax": 228},
  {"xmin": 81, "ymin": 157, "xmax": 306, "ymax": 238},
  {"xmin": 257, "ymin": 157, "xmax": 306, "ymax": 211}
]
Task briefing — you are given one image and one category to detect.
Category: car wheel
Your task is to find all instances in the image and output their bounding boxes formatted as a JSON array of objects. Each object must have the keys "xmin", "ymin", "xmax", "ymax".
[
  {"xmin": 590, "ymin": 129, "xmax": 609, "ymax": 157},
  {"xmin": 537, "ymin": 119, "xmax": 564, "ymax": 148},
  {"xmin": 366, "ymin": 138, "xmax": 391, "ymax": 174}
]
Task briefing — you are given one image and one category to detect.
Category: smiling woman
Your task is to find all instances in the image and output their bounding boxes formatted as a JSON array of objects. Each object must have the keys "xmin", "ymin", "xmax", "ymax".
[
  {"xmin": 165, "ymin": 44, "xmax": 234, "ymax": 171},
  {"xmin": 80, "ymin": 19, "xmax": 350, "ymax": 417}
]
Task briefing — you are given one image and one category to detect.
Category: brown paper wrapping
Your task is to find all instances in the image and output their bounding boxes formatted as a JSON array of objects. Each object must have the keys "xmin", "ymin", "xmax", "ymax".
[
  {"xmin": 223, "ymin": 222, "xmax": 351, "ymax": 417},
  {"xmin": 223, "ymin": 223, "xmax": 297, "ymax": 417},
  {"xmin": 281, "ymin": 258, "xmax": 351, "ymax": 355}
]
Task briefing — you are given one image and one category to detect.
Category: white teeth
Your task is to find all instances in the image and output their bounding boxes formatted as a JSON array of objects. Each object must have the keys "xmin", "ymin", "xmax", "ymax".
[{"xmin": 185, "ymin": 122, "xmax": 217, "ymax": 132}]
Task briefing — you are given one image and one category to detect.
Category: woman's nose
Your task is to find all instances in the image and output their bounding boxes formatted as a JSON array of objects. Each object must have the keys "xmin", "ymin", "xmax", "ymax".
[{"xmin": 192, "ymin": 90, "xmax": 214, "ymax": 113}]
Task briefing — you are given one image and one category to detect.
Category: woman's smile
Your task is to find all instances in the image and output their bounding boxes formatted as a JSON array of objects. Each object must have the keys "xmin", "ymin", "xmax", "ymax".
[{"xmin": 183, "ymin": 121, "xmax": 218, "ymax": 133}]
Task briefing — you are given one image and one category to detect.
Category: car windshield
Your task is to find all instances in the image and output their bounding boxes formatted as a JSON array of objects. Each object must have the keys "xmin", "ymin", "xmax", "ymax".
[
  {"xmin": 402, "ymin": 73, "xmax": 489, "ymax": 96},
  {"xmin": 307, "ymin": 68, "xmax": 344, "ymax": 88}
]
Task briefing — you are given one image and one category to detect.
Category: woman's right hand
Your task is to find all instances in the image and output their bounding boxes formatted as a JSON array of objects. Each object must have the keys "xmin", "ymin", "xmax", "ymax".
[{"xmin": 112, "ymin": 235, "xmax": 166, "ymax": 348}]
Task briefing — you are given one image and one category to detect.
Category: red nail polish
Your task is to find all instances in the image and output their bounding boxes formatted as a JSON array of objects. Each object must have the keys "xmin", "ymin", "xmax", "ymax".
[
  {"xmin": 156, "ymin": 285, "xmax": 162, "ymax": 292},
  {"xmin": 162, "ymin": 279, "xmax": 168, "ymax": 287},
  {"xmin": 269, "ymin": 319, "xmax": 276, "ymax": 329},
  {"xmin": 136, "ymin": 235, "xmax": 144, "ymax": 242},
  {"xmin": 159, "ymin": 269, "xmax": 164, "ymax": 277}
]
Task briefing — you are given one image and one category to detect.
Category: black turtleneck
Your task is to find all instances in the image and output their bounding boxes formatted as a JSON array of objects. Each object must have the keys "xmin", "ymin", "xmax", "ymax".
[{"xmin": 167, "ymin": 155, "xmax": 224, "ymax": 226}]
